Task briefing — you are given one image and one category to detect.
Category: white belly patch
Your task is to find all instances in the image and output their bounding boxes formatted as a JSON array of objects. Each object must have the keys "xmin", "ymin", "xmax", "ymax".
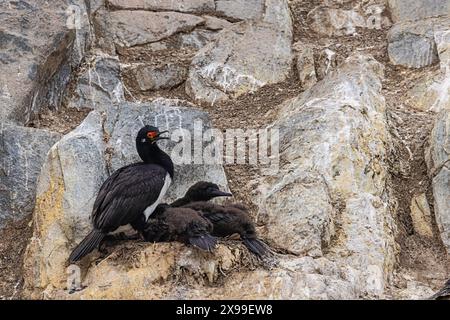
[{"xmin": 143, "ymin": 173, "xmax": 172, "ymax": 221}]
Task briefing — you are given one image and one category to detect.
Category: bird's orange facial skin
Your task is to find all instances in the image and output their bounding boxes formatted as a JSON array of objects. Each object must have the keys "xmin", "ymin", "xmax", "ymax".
[{"xmin": 147, "ymin": 131, "xmax": 158, "ymax": 139}]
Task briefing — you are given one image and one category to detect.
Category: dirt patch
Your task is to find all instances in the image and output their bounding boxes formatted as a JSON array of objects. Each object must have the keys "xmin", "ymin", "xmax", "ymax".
[
  {"xmin": 28, "ymin": 106, "xmax": 91, "ymax": 135},
  {"xmin": 289, "ymin": 0, "xmax": 390, "ymax": 61},
  {"xmin": 0, "ymin": 216, "xmax": 33, "ymax": 300},
  {"xmin": 119, "ymin": 45, "xmax": 194, "ymax": 102},
  {"xmin": 384, "ymin": 68, "xmax": 450, "ymax": 290},
  {"xmin": 123, "ymin": 76, "xmax": 192, "ymax": 103},
  {"xmin": 207, "ymin": 75, "xmax": 303, "ymax": 215}
]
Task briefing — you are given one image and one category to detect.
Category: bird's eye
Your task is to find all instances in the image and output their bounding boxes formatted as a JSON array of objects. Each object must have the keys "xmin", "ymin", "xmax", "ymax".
[{"xmin": 147, "ymin": 131, "xmax": 157, "ymax": 139}]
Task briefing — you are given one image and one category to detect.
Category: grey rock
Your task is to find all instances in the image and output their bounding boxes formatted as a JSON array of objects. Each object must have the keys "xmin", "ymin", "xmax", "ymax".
[
  {"xmin": 178, "ymin": 30, "xmax": 219, "ymax": 50},
  {"xmin": 0, "ymin": 0, "xmax": 90, "ymax": 124},
  {"xmin": 427, "ymin": 109, "xmax": 450, "ymax": 253},
  {"xmin": 186, "ymin": 0, "xmax": 293, "ymax": 105},
  {"xmin": 293, "ymin": 44, "xmax": 318, "ymax": 94},
  {"xmin": 132, "ymin": 63, "xmax": 188, "ymax": 91},
  {"xmin": 315, "ymin": 48, "xmax": 338, "ymax": 81},
  {"xmin": 388, "ymin": 0, "xmax": 449, "ymax": 23},
  {"xmin": 307, "ymin": 6, "xmax": 366, "ymax": 37},
  {"xmin": 215, "ymin": 0, "xmax": 265, "ymax": 21},
  {"xmin": 86, "ymin": 0, "xmax": 106, "ymax": 15},
  {"xmin": 98, "ymin": 11, "xmax": 205, "ymax": 48},
  {"xmin": 92, "ymin": 6, "xmax": 117, "ymax": 55},
  {"xmin": 257, "ymin": 54, "xmax": 396, "ymax": 297},
  {"xmin": 0, "ymin": 124, "xmax": 61, "ymax": 226},
  {"xmin": 24, "ymin": 112, "xmax": 108, "ymax": 292},
  {"xmin": 123, "ymin": 29, "xmax": 219, "ymax": 53},
  {"xmin": 107, "ymin": 0, "xmax": 215, "ymax": 13},
  {"xmin": 261, "ymin": 0, "xmax": 293, "ymax": 34},
  {"xmin": 435, "ymin": 29, "xmax": 450, "ymax": 65},
  {"xmin": 405, "ymin": 29, "xmax": 450, "ymax": 112},
  {"xmin": 203, "ymin": 15, "xmax": 233, "ymax": 30},
  {"xmin": 405, "ymin": 68, "xmax": 442, "ymax": 111},
  {"xmin": 307, "ymin": 3, "xmax": 393, "ymax": 36},
  {"xmin": 259, "ymin": 171, "xmax": 335, "ymax": 257},
  {"xmin": 392, "ymin": 278, "xmax": 437, "ymax": 300},
  {"xmin": 409, "ymin": 193, "xmax": 434, "ymax": 238},
  {"xmin": 68, "ymin": 55, "xmax": 124, "ymax": 110},
  {"xmin": 387, "ymin": 17, "xmax": 449, "ymax": 68}
]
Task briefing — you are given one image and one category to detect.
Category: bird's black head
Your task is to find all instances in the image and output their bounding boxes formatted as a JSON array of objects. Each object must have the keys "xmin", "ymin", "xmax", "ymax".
[
  {"xmin": 185, "ymin": 181, "xmax": 232, "ymax": 202},
  {"xmin": 136, "ymin": 126, "xmax": 174, "ymax": 177},
  {"xmin": 136, "ymin": 125, "xmax": 169, "ymax": 145}
]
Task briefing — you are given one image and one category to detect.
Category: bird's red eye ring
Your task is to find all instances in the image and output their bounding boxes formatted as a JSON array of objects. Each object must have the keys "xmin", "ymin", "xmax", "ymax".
[{"xmin": 147, "ymin": 131, "xmax": 157, "ymax": 139}]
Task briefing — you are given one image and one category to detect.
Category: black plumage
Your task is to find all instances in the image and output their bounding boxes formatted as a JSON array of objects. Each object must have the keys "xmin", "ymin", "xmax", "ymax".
[
  {"xmin": 142, "ymin": 205, "xmax": 217, "ymax": 252},
  {"xmin": 182, "ymin": 202, "xmax": 268, "ymax": 257},
  {"xmin": 68, "ymin": 126, "xmax": 173, "ymax": 263},
  {"xmin": 170, "ymin": 181, "xmax": 268, "ymax": 257},
  {"xmin": 170, "ymin": 181, "xmax": 232, "ymax": 207}
]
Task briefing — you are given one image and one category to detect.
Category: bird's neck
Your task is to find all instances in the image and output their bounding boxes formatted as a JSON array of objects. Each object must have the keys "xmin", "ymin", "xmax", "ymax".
[
  {"xmin": 138, "ymin": 143, "xmax": 174, "ymax": 178},
  {"xmin": 170, "ymin": 196, "xmax": 191, "ymax": 207}
]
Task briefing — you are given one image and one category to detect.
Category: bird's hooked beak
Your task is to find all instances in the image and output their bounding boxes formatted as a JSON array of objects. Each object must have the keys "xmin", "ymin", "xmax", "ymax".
[
  {"xmin": 210, "ymin": 190, "xmax": 232, "ymax": 198},
  {"xmin": 155, "ymin": 130, "xmax": 170, "ymax": 141}
]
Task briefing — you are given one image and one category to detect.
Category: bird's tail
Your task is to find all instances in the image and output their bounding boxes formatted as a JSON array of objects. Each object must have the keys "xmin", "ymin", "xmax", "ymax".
[
  {"xmin": 189, "ymin": 234, "xmax": 217, "ymax": 252},
  {"xmin": 243, "ymin": 238, "xmax": 269, "ymax": 257},
  {"xmin": 68, "ymin": 230, "xmax": 105, "ymax": 263}
]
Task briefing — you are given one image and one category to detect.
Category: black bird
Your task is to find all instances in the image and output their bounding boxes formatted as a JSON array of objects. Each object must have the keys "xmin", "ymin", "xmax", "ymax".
[
  {"xmin": 68, "ymin": 126, "xmax": 174, "ymax": 263},
  {"xmin": 170, "ymin": 181, "xmax": 232, "ymax": 207},
  {"xmin": 183, "ymin": 202, "xmax": 268, "ymax": 257},
  {"xmin": 171, "ymin": 182, "xmax": 268, "ymax": 257},
  {"xmin": 430, "ymin": 279, "xmax": 450, "ymax": 300},
  {"xmin": 142, "ymin": 204, "xmax": 217, "ymax": 252}
]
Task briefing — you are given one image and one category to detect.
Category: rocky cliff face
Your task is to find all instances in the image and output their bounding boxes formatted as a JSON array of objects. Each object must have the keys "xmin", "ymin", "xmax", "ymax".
[{"xmin": 0, "ymin": 0, "xmax": 449, "ymax": 299}]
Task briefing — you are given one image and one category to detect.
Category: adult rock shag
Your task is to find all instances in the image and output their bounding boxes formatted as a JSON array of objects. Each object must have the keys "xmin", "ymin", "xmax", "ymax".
[
  {"xmin": 142, "ymin": 204, "xmax": 217, "ymax": 252},
  {"xmin": 68, "ymin": 126, "xmax": 173, "ymax": 263},
  {"xmin": 172, "ymin": 182, "xmax": 268, "ymax": 257}
]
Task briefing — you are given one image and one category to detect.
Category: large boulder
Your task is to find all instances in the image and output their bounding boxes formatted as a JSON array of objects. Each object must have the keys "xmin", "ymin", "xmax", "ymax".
[
  {"xmin": 186, "ymin": 0, "xmax": 293, "ymax": 105},
  {"xmin": 0, "ymin": 125, "xmax": 61, "ymax": 226},
  {"xmin": 106, "ymin": 0, "xmax": 215, "ymax": 13},
  {"xmin": 203, "ymin": 15, "xmax": 233, "ymax": 31},
  {"xmin": 131, "ymin": 63, "xmax": 188, "ymax": 92},
  {"xmin": 23, "ymin": 98, "xmax": 229, "ymax": 297},
  {"xmin": 215, "ymin": 0, "xmax": 265, "ymax": 21},
  {"xmin": 426, "ymin": 109, "xmax": 450, "ymax": 253},
  {"xmin": 0, "ymin": 1, "xmax": 87, "ymax": 124},
  {"xmin": 406, "ymin": 30, "xmax": 450, "ymax": 112},
  {"xmin": 388, "ymin": 0, "xmax": 449, "ymax": 23},
  {"xmin": 255, "ymin": 54, "xmax": 396, "ymax": 297},
  {"xmin": 387, "ymin": 17, "xmax": 448, "ymax": 68},
  {"xmin": 386, "ymin": 0, "xmax": 449, "ymax": 70},
  {"xmin": 68, "ymin": 55, "xmax": 124, "ymax": 110},
  {"xmin": 96, "ymin": 10, "xmax": 205, "ymax": 48}
]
